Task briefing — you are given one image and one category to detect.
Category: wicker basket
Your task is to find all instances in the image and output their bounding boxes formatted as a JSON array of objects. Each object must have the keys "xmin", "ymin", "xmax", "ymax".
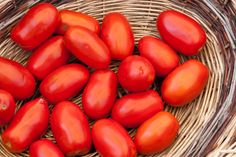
[{"xmin": 0, "ymin": 0, "xmax": 235, "ymax": 156}]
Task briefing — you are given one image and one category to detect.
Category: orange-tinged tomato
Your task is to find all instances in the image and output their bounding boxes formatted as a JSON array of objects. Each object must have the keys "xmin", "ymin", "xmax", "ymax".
[
  {"xmin": 157, "ymin": 10, "xmax": 206, "ymax": 56},
  {"xmin": 161, "ymin": 59, "xmax": 209, "ymax": 106},
  {"xmin": 92, "ymin": 119, "xmax": 137, "ymax": 157},
  {"xmin": 57, "ymin": 10, "xmax": 100, "ymax": 35},
  {"xmin": 138, "ymin": 36, "xmax": 179, "ymax": 77},
  {"xmin": 10, "ymin": 3, "xmax": 59, "ymax": 50},
  {"xmin": 101, "ymin": 12, "xmax": 134, "ymax": 60},
  {"xmin": 134, "ymin": 111, "xmax": 179, "ymax": 155}
]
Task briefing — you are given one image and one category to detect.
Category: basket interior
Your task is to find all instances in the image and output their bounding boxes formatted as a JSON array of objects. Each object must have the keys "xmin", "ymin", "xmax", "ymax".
[{"xmin": 0, "ymin": 0, "xmax": 235, "ymax": 157}]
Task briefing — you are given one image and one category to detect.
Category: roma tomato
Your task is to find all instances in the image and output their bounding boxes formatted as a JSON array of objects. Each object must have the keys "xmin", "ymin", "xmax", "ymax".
[
  {"xmin": 1, "ymin": 98, "xmax": 49, "ymax": 153},
  {"xmin": 10, "ymin": 3, "xmax": 59, "ymax": 50},
  {"xmin": 0, "ymin": 90, "xmax": 16, "ymax": 126},
  {"xmin": 40, "ymin": 64, "xmax": 89, "ymax": 104},
  {"xmin": 82, "ymin": 70, "xmax": 117, "ymax": 120},
  {"xmin": 27, "ymin": 36, "xmax": 70, "ymax": 80},
  {"xmin": 29, "ymin": 139, "xmax": 64, "ymax": 157},
  {"xmin": 56, "ymin": 10, "xmax": 100, "ymax": 35},
  {"xmin": 50, "ymin": 101, "xmax": 91, "ymax": 156},
  {"xmin": 134, "ymin": 111, "xmax": 179, "ymax": 155},
  {"xmin": 65, "ymin": 26, "xmax": 111, "ymax": 69},
  {"xmin": 101, "ymin": 12, "xmax": 134, "ymax": 60},
  {"xmin": 138, "ymin": 36, "xmax": 179, "ymax": 77},
  {"xmin": 157, "ymin": 10, "xmax": 206, "ymax": 56},
  {"xmin": 118, "ymin": 55, "xmax": 155, "ymax": 92},
  {"xmin": 92, "ymin": 119, "xmax": 137, "ymax": 157},
  {"xmin": 0, "ymin": 57, "xmax": 35, "ymax": 100},
  {"xmin": 112, "ymin": 90, "xmax": 163, "ymax": 128},
  {"xmin": 161, "ymin": 59, "xmax": 209, "ymax": 106}
]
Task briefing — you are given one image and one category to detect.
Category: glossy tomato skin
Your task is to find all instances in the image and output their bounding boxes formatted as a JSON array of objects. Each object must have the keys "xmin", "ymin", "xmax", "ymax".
[
  {"xmin": 0, "ymin": 90, "xmax": 16, "ymax": 126},
  {"xmin": 134, "ymin": 111, "xmax": 179, "ymax": 155},
  {"xmin": 161, "ymin": 59, "xmax": 209, "ymax": 106},
  {"xmin": 82, "ymin": 70, "xmax": 117, "ymax": 120},
  {"xmin": 1, "ymin": 98, "xmax": 49, "ymax": 153},
  {"xmin": 40, "ymin": 64, "xmax": 89, "ymax": 104},
  {"xmin": 118, "ymin": 55, "xmax": 155, "ymax": 92},
  {"xmin": 157, "ymin": 10, "xmax": 206, "ymax": 56},
  {"xmin": 101, "ymin": 12, "xmax": 134, "ymax": 60},
  {"xmin": 50, "ymin": 101, "xmax": 91, "ymax": 156},
  {"xmin": 112, "ymin": 90, "xmax": 163, "ymax": 128},
  {"xmin": 92, "ymin": 119, "xmax": 137, "ymax": 157},
  {"xmin": 0, "ymin": 57, "xmax": 36, "ymax": 100},
  {"xmin": 57, "ymin": 10, "xmax": 100, "ymax": 35},
  {"xmin": 138, "ymin": 36, "xmax": 179, "ymax": 77},
  {"xmin": 29, "ymin": 139, "xmax": 64, "ymax": 157},
  {"xmin": 64, "ymin": 26, "xmax": 111, "ymax": 69},
  {"xmin": 10, "ymin": 3, "xmax": 59, "ymax": 50},
  {"xmin": 27, "ymin": 36, "xmax": 70, "ymax": 80}
]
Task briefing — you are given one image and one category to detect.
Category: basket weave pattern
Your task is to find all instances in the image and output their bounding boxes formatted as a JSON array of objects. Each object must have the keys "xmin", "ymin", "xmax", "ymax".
[{"xmin": 0, "ymin": 0, "xmax": 235, "ymax": 156}]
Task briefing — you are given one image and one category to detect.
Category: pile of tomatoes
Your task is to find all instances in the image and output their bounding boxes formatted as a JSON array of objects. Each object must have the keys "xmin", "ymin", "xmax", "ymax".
[{"xmin": 0, "ymin": 2, "xmax": 209, "ymax": 157}]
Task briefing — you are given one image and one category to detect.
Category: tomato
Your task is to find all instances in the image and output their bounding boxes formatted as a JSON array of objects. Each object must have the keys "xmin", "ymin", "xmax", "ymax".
[
  {"xmin": 27, "ymin": 36, "xmax": 70, "ymax": 80},
  {"xmin": 1, "ymin": 98, "xmax": 49, "ymax": 153},
  {"xmin": 118, "ymin": 55, "xmax": 155, "ymax": 92},
  {"xmin": 138, "ymin": 36, "xmax": 179, "ymax": 77},
  {"xmin": 50, "ymin": 101, "xmax": 91, "ymax": 156},
  {"xmin": 10, "ymin": 3, "xmax": 59, "ymax": 50},
  {"xmin": 0, "ymin": 90, "xmax": 16, "ymax": 126},
  {"xmin": 56, "ymin": 10, "xmax": 100, "ymax": 35},
  {"xmin": 101, "ymin": 12, "xmax": 134, "ymax": 60},
  {"xmin": 29, "ymin": 139, "xmax": 64, "ymax": 157},
  {"xmin": 64, "ymin": 26, "xmax": 111, "ymax": 69},
  {"xmin": 82, "ymin": 70, "xmax": 117, "ymax": 120},
  {"xmin": 40, "ymin": 64, "xmax": 89, "ymax": 104},
  {"xmin": 0, "ymin": 57, "xmax": 35, "ymax": 100},
  {"xmin": 157, "ymin": 10, "xmax": 206, "ymax": 56},
  {"xmin": 112, "ymin": 90, "xmax": 163, "ymax": 128},
  {"xmin": 161, "ymin": 59, "xmax": 209, "ymax": 106},
  {"xmin": 92, "ymin": 119, "xmax": 137, "ymax": 157},
  {"xmin": 134, "ymin": 111, "xmax": 179, "ymax": 155}
]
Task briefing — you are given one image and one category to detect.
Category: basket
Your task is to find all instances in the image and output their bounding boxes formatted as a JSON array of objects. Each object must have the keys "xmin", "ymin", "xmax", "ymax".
[{"xmin": 0, "ymin": 0, "xmax": 235, "ymax": 156}]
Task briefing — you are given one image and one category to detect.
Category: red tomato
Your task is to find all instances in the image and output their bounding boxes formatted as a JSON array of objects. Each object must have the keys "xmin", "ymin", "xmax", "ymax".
[
  {"xmin": 10, "ymin": 3, "xmax": 59, "ymax": 50},
  {"xmin": 138, "ymin": 36, "xmax": 179, "ymax": 77},
  {"xmin": 118, "ymin": 55, "xmax": 155, "ymax": 92},
  {"xmin": 27, "ymin": 36, "xmax": 70, "ymax": 80},
  {"xmin": 0, "ymin": 57, "xmax": 36, "ymax": 100},
  {"xmin": 134, "ymin": 111, "xmax": 179, "ymax": 155},
  {"xmin": 112, "ymin": 90, "xmax": 163, "ymax": 128},
  {"xmin": 56, "ymin": 10, "xmax": 100, "ymax": 35},
  {"xmin": 50, "ymin": 101, "xmax": 91, "ymax": 156},
  {"xmin": 92, "ymin": 119, "xmax": 137, "ymax": 157},
  {"xmin": 101, "ymin": 12, "xmax": 134, "ymax": 60},
  {"xmin": 1, "ymin": 98, "xmax": 49, "ymax": 153},
  {"xmin": 157, "ymin": 10, "xmax": 206, "ymax": 56},
  {"xmin": 0, "ymin": 90, "xmax": 16, "ymax": 126},
  {"xmin": 29, "ymin": 139, "xmax": 64, "ymax": 157},
  {"xmin": 161, "ymin": 59, "xmax": 209, "ymax": 106},
  {"xmin": 64, "ymin": 26, "xmax": 111, "ymax": 69},
  {"xmin": 40, "ymin": 64, "xmax": 89, "ymax": 104},
  {"xmin": 82, "ymin": 70, "xmax": 117, "ymax": 120}
]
